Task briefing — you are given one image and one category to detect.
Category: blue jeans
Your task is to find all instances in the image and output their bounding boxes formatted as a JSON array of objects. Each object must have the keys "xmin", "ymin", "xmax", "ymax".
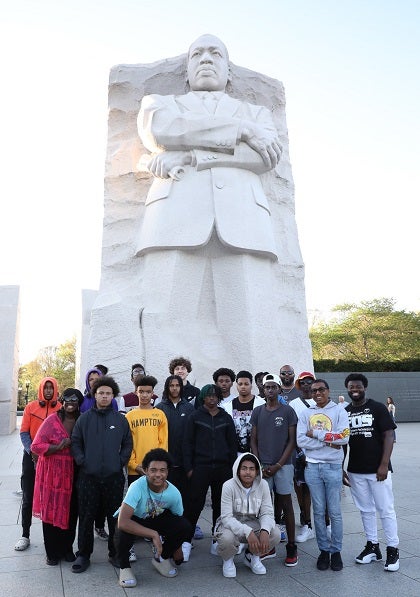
[{"xmin": 304, "ymin": 462, "xmax": 343, "ymax": 553}]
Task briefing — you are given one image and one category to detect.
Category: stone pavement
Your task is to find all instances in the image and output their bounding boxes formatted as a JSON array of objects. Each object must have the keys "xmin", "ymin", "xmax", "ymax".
[{"xmin": 1, "ymin": 421, "xmax": 419, "ymax": 597}]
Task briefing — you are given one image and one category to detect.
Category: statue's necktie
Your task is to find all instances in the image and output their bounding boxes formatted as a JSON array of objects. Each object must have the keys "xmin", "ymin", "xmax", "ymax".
[{"xmin": 201, "ymin": 92, "xmax": 218, "ymax": 114}]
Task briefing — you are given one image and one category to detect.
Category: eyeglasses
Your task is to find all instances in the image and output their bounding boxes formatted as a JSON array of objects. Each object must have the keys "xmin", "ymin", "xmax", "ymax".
[
  {"xmin": 280, "ymin": 371, "xmax": 294, "ymax": 376},
  {"xmin": 63, "ymin": 396, "xmax": 79, "ymax": 403},
  {"xmin": 299, "ymin": 380, "xmax": 313, "ymax": 386},
  {"xmin": 311, "ymin": 387, "xmax": 328, "ymax": 394}
]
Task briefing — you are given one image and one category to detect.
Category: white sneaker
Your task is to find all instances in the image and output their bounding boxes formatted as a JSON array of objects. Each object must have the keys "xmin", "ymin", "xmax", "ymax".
[
  {"xmin": 210, "ymin": 541, "xmax": 219, "ymax": 556},
  {"xmin": 236, "ymin": 542, "xmax": 246, "ymax": 555},
  {"xmin": 14, "ymin": 537, "xmax": 30, "ymax": 551},
  {"xmin": 296, "ymin": 524, "xmax": 315, "ymax": 543},
  {"xmin": 181, "ymin": 541, "xmax": 192, "ymax": 562},
  {"xmin": 244, "ymin": 551, "xmax": 266, "ymax": 575},
  {"xmin": 326, "ymin": 524, "xmax": 332, "ymax": 540},
  {"xmin": 129, "ymin": 546, "xmax": 137, "ymax": 562},
  {"xmin": 222, "ymin": 557, "xmax": 236, "ymax": 578}
]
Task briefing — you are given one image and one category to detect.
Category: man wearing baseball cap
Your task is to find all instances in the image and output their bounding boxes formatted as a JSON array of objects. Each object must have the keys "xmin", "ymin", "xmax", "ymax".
[{"xmin": 250, "ymin": 373, "xmax": 298, "ymax": 566}]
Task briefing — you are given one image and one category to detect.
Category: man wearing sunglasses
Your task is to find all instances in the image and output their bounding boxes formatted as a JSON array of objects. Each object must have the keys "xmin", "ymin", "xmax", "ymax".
[
  {"xmin": 278, "ymin": 366, "xmax": 301, "ymax": 402},
  {"xmin": 297, "ymin": 379, "xmax": 349, "ymax": 572}
]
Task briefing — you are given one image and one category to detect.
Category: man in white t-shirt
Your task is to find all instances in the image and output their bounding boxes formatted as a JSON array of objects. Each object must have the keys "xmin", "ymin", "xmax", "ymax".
[{"xmin": 213, "ymin": 368, "xmax": 236, "ymax": 409}]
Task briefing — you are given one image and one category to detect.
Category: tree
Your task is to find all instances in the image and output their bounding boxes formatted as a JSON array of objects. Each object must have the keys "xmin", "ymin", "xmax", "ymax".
[
  {"xmin": 310, "ymin": 298, "xmax": 420, "ymax": 363},
  {"xmin": 18, "ymin": 337, "xmax": 76, "ymax": 404}
]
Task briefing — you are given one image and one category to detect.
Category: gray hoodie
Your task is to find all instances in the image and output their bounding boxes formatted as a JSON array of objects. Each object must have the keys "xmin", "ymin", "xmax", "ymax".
[
  {"xmin": 296, "ymin": 399, "xmax": 349, "ymax": 463},
  {"xmin": 217, "ymin": 452, "xmax": 275, "ymax": 538}
]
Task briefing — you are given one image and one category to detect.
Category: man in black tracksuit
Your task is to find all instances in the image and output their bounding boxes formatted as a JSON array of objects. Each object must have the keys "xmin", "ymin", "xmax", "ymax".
[
  {"xmin": 71, "ymin": 376, "xmax": 133, "ymax": 573},
  {"xmin": 156, "ymin": 375, "xmax": 194, "ymax": 507},
  {"xmin": 182, "ymin": 384, "xmax": 237, "ymax": 553}
]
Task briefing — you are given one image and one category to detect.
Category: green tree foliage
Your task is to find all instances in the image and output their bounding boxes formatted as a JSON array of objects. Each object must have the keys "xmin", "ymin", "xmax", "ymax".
[
  {"xmin": 310, "ymin": 298, "xmax": 420, "ymax": 363},
  {"xmin": 18, "ymin": 337, "xmax": 76, "ymax": 405}
]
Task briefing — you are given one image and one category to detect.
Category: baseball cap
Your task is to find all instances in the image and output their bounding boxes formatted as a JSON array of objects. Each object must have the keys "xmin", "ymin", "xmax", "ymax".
[
  {"xmin": 262, "ymin": 373, "xmax": 281, "ymax": 386},
  {"xmin": 295, "ymin": 371, "xmax": 316, "ymax": 389}
]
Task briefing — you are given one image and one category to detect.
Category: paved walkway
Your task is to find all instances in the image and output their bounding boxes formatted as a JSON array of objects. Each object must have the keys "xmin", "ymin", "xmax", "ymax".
[{"xmin": 1, "ymin": 421, "xmax": 419, "ymax": 596}]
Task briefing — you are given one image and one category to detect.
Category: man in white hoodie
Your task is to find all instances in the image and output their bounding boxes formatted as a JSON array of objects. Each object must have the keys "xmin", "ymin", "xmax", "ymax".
[
  {"xmin": 297, "ymin": 379, "xmax": 349, "ymax": 572},
  {"xmin": 215, "ymin": 453, "xmax": 280, "ymax": 578}
]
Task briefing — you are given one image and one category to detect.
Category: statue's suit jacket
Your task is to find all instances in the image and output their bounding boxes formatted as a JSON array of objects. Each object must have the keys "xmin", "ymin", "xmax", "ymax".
[{"xmin": 136, "ymin": 91, "xmax": 278, "ymax": 259}]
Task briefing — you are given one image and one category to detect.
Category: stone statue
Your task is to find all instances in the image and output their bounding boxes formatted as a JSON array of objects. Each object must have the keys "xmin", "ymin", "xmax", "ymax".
[
  {"xmin": 82, "ymin": 34, "xmax": 313, "ymax": 391},
  {"xmin": 136, "ymin": 34, "xmax": 281, "ymax": 257}
]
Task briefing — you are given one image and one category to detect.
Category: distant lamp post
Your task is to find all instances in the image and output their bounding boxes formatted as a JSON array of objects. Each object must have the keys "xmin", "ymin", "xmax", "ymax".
[{"xmin": 24, "ymin": 381, "xmax": 30, "ymax": 405}]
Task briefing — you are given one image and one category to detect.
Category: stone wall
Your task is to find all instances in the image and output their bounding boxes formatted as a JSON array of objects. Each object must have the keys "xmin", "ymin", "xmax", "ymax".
[{"xmin": 0, "ymin": 286, "xmax": 20, "ymax": 434}]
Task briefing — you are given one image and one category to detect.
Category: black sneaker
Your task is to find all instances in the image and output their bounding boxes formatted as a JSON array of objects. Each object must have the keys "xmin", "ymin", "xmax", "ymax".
[
  {"xmin": 285, "ymin": 543, "xmax": 298, "ymax": 567},
  {"xmin": 330, "ymin": 552, "xmax": 343, "ymax": 571},
  {"xmin": 384, "ymin": 546, "xmax": 399, "ymax": 571},
  {"xmin": 317, "ymin": 550, "xmax": 330, "ymax": 570},
  {"xmin": 355, "ymin": 541, "xmax": 382, "ymax": 564},
  {"xmin": 95, "ymin": 527, "xmax": 109, "ymax": 541}
]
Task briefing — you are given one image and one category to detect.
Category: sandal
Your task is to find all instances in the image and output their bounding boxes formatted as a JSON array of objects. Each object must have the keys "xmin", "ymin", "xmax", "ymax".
[
  {"xmin": 71, "ymin": 555, "xmax": 90, "ymax": 573},
  {"xmin": 152, "ymin": 557, "xmax": 178, "ymax": 577},
  {"xmin": 119, "ymin": 568, "xmax": 137, "ymax": 588}
]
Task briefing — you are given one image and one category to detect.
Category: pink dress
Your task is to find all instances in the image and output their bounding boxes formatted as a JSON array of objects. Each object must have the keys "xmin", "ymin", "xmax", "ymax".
[{"xmin": 31, "ymin": 413, "xmax": 75, "ymax": 530}]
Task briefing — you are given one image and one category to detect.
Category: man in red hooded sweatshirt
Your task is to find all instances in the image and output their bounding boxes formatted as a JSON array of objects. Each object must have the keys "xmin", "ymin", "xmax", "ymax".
[{"xmin": 14, "ymin": 377, "xmax": 61, "ymax": 551}]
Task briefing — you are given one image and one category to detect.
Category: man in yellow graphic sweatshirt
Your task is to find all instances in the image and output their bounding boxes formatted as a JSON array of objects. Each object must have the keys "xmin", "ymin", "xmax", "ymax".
[{"xmin": 125, "ymin": 375, "xmax": 168, "ymax": 486}]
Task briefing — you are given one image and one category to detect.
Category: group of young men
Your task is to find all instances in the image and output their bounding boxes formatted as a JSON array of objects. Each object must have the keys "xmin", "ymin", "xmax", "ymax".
[{"xmin": 15, "ymin": 358, "xmax": 399, "ymax": 587}]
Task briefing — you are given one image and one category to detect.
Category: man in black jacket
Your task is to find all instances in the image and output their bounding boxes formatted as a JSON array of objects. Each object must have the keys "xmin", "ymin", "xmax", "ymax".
[
  {"xmin": 182, "ymin": 384, "xmax": 237, "ymax": 561},
  {"xmin": 156, "ymin": 375, "xmax": 194, "ymax": 506},
  {"xmin": 71, "ymin": 376, "xmax": 133, "ymax": 573}
]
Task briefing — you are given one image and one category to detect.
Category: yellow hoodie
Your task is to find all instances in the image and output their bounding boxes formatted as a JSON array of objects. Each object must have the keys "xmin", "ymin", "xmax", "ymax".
[{"xmin": 125, "ymin": 407, "xmax": 168, "ymax": 475}]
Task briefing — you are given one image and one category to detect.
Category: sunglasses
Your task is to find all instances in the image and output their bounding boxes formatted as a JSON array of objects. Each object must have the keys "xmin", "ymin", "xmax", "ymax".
[
  {"xmin": 280, "ymin": 371, "xmax": 294, "ymax": 376},
  {"xmin": 63, "ymin": 396, "xmax": 79, "ymax": 403},
  {"xmin": 299, "ymin": 380, "xmax": 313, "ymax": 386}
]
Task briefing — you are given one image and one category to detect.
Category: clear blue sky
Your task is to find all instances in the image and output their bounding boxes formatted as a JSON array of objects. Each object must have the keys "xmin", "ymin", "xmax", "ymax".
[{"xmin": 1, "ymin": 0, "xmax": 419, "ymax": 362}]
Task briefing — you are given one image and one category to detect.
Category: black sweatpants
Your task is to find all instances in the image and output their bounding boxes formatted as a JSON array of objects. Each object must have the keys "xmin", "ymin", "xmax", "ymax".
[
  {"xmin": 115, "ymin": 510, "xmax": 192, "ymax": 568},
  {"xmin": 185, "ymin": 464, "xmax": 232, "ymax": 541},
  {"xmin": 20, "ymin": 450, "xmax": 36, "ymax": 538},
  {"xmin": 77, "ymin": 471, "xmax": 124, "ymax": 559}
]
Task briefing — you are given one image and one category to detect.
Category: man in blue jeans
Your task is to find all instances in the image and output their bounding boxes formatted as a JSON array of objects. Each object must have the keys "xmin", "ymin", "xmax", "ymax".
[{"xmin": 296, "ymin": 379, "xmax": 349, "ymax": 571}]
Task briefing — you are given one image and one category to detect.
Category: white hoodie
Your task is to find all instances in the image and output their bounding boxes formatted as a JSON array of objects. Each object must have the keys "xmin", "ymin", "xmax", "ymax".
[{"xmin": 217, "ymin": 452, "xmax": 276, "ymax": 538}]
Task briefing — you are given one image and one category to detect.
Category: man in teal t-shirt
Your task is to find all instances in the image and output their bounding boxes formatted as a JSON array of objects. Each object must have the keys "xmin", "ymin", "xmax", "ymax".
[{"xmin": 114, "ymin": 448, "xmax": 191, "ymax": 588}]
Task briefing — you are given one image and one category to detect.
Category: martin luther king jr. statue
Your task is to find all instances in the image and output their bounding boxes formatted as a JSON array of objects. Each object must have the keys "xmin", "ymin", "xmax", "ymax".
[{"xmin": 84, "ymin": 34, "xmax": 313, "ymax": 388}]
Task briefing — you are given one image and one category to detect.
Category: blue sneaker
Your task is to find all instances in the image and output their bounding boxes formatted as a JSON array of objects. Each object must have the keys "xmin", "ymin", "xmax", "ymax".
[
  {"xmin": 194, "ymin": 525, "xmax": 204, "ymax": 540},
  {"xmin": 277, "ymin": 524, "xmax": 287, "ymax": 542}
]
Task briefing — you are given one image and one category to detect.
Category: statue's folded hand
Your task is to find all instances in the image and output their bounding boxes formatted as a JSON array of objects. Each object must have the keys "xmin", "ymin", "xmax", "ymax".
[
  {"xmin": 147, "ymin": 151, "xmax": 192, "ymax": 179},
  {"xmin": 240, "ymin": 123, "xmax": 282, "ymax": 169}
]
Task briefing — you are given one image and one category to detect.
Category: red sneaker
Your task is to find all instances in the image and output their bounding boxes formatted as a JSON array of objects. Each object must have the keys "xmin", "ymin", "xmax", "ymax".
[{"xmin": 285, "ymin": 543, "xmax": 298, "ymax": 567}]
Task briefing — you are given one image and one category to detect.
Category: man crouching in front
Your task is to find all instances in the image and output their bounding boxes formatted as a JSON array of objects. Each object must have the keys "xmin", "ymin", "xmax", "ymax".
[
  {"xmin": 215, "ymin": 453, "xmax": 281, "ymax": 577},
  {"xmin": 114, "ymin": 448, "xmax": 191, "ymax": 588}
]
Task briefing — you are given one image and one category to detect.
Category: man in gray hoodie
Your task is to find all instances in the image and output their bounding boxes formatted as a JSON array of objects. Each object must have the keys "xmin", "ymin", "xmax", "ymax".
[
  {"xmin": 215, "ymin": 453, "xmax": 280, "ymax": 578},
  {"xmin": 297, "ymin": 379, "xmax": 349, "ymax": 572}
]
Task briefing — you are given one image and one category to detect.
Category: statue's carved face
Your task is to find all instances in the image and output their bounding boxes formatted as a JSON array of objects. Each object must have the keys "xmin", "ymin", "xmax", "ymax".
[{"xmin": 187, "ymin": 34, "xmax": 230, "ymax": 92}]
